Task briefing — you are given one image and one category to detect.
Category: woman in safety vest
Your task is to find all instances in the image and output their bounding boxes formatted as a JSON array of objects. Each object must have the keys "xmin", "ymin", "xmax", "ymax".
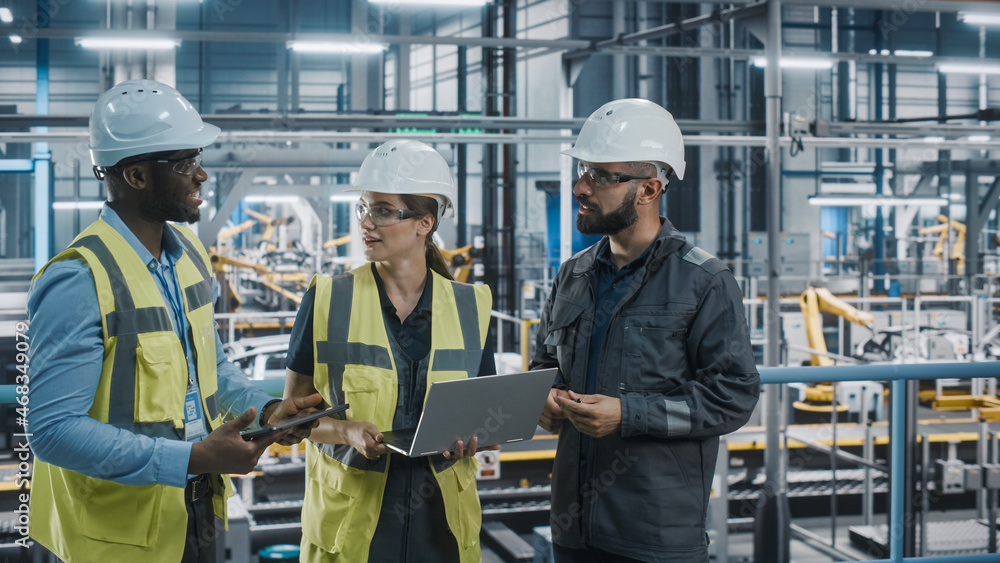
[{"xmin": 284, "ymin": 140, "xmax": 496, "ymax": 563}]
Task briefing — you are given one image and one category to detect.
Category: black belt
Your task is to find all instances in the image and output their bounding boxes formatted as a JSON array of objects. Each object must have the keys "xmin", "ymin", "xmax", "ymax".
[{"xmin": 186, "ymin": 474, "xmax": 213, "ymax": 503}]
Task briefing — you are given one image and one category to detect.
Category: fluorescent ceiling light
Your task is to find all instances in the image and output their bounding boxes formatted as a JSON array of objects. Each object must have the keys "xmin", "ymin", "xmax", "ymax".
[
  {"xmin": 923, "ymin": 136, "xmax": 946, "ymax": 144},
  {"xmin": 752, "ymin": 57, "xmax": 834, "ymax": 70},
  {"xmin": 820, "ymin": 182, "xmax": 876, "ymax": 194},
  {"xmin": 0, "ymin": 8, "xmax": 13, "ymax": 23},
  {"xmin": 368, "ymin": 0, "xmax": 490, "ymax": 5},
  {"xmin": 968, "ymin": 135, "xmax": 992, "ymax": 142},
  {"xmin": 868, "ymin": 49, "xmax": 933, "ymax": 57},
  {"xmin": 958, "ymin": 12, "xmax": 1000, "ymax": 26},
  {"xmin": 77, "ymin": 37, "xmax": 179, "ymax": 50},
  {"xmin": 330, "ymin": 194, "xmax": 360, "ymax": 202},
  {"xmin": 53, "ymin": 201, "xmax": 105, "ymax": 210},
  {"xmin": 10, "ymin": 35, "xmax": 21, "ymax": 45},
  {"xmin": 937, "ymin": 62, "xmax": 1000, "ymax": 75},
  {"xmin": 245, "ymin": 195, "xmax": 301, "ymax": 203},
  {"xmin": 288, "ymin": 41, "xmax": 386, "ymax": 54},
  {"xmin": 808, "ymin": 195, "xmax": 947, "ymax": 207}
]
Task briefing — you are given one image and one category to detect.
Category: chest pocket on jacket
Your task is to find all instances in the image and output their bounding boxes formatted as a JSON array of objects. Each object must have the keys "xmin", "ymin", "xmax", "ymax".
[
  {"xmin": 543, "ymin": 300, "xmax": 585, "ymax": 385},
  {"xmin": 621, "ymin": 311, "xmax": 693, "ymax": 391}
]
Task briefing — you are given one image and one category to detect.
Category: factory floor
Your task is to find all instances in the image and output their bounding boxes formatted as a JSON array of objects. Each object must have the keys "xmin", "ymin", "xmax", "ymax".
[{"xmin": 481, "ymin": 509, "xmax": 992, "ymax": 563}]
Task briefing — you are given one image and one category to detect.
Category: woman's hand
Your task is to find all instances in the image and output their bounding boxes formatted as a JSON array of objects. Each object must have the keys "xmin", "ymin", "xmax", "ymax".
[{"xmin": 340, "ymin": 420, "xmax": 389, "ymax": 459}]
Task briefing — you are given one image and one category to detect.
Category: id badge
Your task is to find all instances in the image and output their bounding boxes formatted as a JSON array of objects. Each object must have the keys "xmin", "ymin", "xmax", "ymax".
[{"xmin": 184, "ymin": 383, "xmax": 208, "ymax": 441}]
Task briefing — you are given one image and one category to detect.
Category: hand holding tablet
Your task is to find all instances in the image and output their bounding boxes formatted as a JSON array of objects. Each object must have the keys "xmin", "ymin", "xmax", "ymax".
[{"xmin": 241, "ymin": 404, "xmax": 349, "ymax": 441}]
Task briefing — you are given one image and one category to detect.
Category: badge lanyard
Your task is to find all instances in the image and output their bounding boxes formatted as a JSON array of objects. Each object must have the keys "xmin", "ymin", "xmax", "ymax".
[{"xmin": 153, "ymin": 263, "xmax": 207, "ymax": 441}]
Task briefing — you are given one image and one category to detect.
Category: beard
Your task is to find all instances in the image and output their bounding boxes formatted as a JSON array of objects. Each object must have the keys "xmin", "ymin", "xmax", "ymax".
[
  {"xmin": 143, "ymin": 194, "xmax": 200, "ymax": 224},
  {"xmin": 141, "ymin": 173, "xmax": 201, "ymax": 224},
  {"xmin": 576, "ymin": 183, "xmax": 639, "ymax": 236}
]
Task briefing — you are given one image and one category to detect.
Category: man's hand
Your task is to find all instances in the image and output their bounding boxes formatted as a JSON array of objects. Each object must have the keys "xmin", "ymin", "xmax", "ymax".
[
  {"xmin": 340, "ymin": 420, "xmax": 388, "ymax": 459},
  {"xmin": 556, "ymin": 391, "xmax": 622, "ymax": 438},
  {"xmin": 539, "ymin": 388, "xmax": 570, "ymax": 432},
  {"xmin": 188, "ymin": 407, "xmax": 289, "ymax": 475},
  {"xmin": 443, "ymin": 435, "xmax": 501, "ymax": 460},
  {"xmin": 264, "ymin": 393, "xmax": 324, "ymax": 446}
]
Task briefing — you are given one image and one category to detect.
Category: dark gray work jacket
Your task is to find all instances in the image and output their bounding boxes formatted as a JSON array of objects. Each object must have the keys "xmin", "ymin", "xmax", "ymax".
[{"xmin": 529, "ymin": 218, "xmax": 760, "ymax": 562}]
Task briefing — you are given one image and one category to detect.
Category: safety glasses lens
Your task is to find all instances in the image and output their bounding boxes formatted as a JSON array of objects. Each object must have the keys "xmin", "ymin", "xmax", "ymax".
[
  {"xmin": 355, "ymin": 204, "xmax": 399, "ymax": 226},
  {"xmin": 173, "ymin": 153, "xmax": 202, "ymax": 175}
]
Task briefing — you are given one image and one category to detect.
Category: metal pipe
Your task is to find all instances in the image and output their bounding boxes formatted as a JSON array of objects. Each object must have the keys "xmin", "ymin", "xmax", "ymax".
[
  {"xmin": 756, "ymin": 0, "xmax": 789, "ymax": 559},
  {"xmin": 890, "ymin": 377, "xmax": 906, "ymax": 560},
  {"xmin": 980, "ymin": 417, "xmax": 989, "ymax": 520},
  {"xmin": 830, "ymin": 381, "xmax": 839, "ymax": 545},
  {"xmin": 991, "ymin": 432, "xmax": 998, "ymax": 554},
  {"xmin": 10, "ymin": 130, "xmax": 1000, "ymax": 151},
  {"xmin": 919, "ymin": 432, "xmax": 929, "ymax": 557},
  {"xmin": 904, "ymin": 380, "xmax": 918, "ymax": 556},
  {"xmin": 758, "ymin": 361, "xmax": 1000, "ymax": 385},
  {"xmin": 864, "ymin": 419, "xmax": 874, "ymax": 525},
  {"xmin": 785, "ymin": 432, "xmax": 888, "ymax": 472}
]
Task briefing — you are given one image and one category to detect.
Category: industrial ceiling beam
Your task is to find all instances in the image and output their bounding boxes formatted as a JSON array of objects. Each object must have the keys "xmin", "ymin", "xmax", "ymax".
[
  {"xmin": 6, "ymin": 131, "xmax": 1000, "ymax": 150},
  {"xmin": 0, "ymin": 114, "xmax": 761, "ymax": 133},
  {"xmin": 591, "ymin": 0, "xmax": 1000, "ymax": 8},
  {"xmin": 564, "ymin": 2, "xmax": 767, "ymax": 61}
]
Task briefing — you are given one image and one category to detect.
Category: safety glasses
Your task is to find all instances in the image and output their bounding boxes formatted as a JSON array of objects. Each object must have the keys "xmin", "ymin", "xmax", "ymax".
[
  {"xmin": 577, "ymin": 161, "xmax": 651, "ymax": 189},
  {"xmin": 355, "ymin": 202, "xmax": 422, "ymax": 226},
  {"xmin": 130, "ymin": 149, "xmax": 204, "ymax": 176}
]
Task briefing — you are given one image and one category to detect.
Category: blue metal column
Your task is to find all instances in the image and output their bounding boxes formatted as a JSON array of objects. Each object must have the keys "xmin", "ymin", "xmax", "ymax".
[
  {"xmin": 873, "ymin": 12, "xmax": 885, "ymax": 293},
  {"xmin": 32, "ymin": 0, "xmax": 52, "ymax": 273}
]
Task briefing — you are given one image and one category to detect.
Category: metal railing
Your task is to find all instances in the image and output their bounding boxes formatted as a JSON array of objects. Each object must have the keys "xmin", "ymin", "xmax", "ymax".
[{"xmin": 759, "ymin": 361, "xmax": 1000, "ymax": 563}]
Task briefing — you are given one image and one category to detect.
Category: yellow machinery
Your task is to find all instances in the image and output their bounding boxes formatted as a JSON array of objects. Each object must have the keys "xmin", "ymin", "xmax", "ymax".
[
  {"xmin": 245, "ymin": 208, "xmax": 295, "ymax": 252},
  {"xmin": 799, "ymin": 286, "xmax": 875, "ymax": 367},
  {"xmin": 793, "ymin": 287, "xmax": 878, "ymax": 419},
  {"xmin": 322, "ymin": 234, "xmax": 352, "ymax": 250},
  {"xmin": 918, "ymin": 214, "xmax": 966, "ymax": 272},
  {"xmin": 439, "ymin": 244, "xmax": 475, "ymax": 283}
]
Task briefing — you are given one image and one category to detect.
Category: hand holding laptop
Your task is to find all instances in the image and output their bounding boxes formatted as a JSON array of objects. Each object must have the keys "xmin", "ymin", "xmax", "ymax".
[
  {"xmin": 340, "ymin": 420, "xmax": 389, "ymax": 459},
  {"xmin": 441, "ymin": 435, "xmax": 501, "ymax": 460}
]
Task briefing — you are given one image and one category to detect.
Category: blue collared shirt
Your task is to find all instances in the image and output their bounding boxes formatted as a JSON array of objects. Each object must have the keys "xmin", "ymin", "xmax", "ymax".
[
  {"xmin": 26, "ymin": 204, "xmax": 274, "ymax": 488},
  {"xmin": 580, "ymin": 239, "xmax": 651, "ymax": 482}
]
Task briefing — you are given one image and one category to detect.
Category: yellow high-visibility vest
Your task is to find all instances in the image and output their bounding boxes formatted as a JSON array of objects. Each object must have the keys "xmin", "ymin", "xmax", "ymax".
[
  {"xmin": 301, "ymin": 264, "xmax": 491, "ymax": 563},
  {"xmin": 29, "ymin": 219, "xmax": 233, "ymax": 563}
]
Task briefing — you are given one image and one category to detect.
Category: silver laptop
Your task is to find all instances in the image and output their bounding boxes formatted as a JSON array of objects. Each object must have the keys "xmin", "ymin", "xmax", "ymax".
[{"xmin": 380, "ymin": 368, "xmax": 558, "ymax": 457}]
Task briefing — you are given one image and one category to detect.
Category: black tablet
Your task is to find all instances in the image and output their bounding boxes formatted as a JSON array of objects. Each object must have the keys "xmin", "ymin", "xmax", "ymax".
[{"xmin": 241, "ymin": 404, "xmax": 349, "ymax": 441}]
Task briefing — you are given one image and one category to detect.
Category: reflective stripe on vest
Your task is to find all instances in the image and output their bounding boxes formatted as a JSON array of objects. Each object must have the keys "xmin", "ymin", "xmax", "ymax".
[{"xmin": 71, "ymin": 234, "xmax": 177, "ymax": 436}]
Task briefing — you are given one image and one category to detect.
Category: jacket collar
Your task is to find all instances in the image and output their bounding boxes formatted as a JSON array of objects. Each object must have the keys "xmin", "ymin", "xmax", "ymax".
[{"xmin": 571, "ymin": 217, "xmax": 687, "ymax": 275}]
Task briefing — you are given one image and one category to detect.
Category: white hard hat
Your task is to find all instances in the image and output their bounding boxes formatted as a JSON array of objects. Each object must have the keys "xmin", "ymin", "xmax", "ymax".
[
  {"xmin": 563, "ymin": 98, "xmax": 686, "ymax": 182},
  {"xmin": 89, "ymin": 79, "xmax": 220, "ymax": 167},
  {"xmin": 348, "ymin": 140, "xmax": 456, "ymax": 219}
]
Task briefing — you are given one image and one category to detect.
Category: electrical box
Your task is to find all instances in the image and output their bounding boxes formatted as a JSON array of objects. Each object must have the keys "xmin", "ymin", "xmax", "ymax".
[
  {"xmin": 964, "ymin": 464, "xmax": 983, "ymax": 491},
  {"xmin": 746, "ymin": 233, "xmax": 812, "ymax": 278},
  {"xmin": 982, "ymin": 463, "xmax": 1000, "ymax": 490},
  {"xmin": 935, "ymin": 459, "xmax": 966, "ymax": 494}
]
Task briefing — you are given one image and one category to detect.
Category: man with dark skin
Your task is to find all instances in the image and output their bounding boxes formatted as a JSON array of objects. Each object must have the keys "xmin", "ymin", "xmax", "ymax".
[
  {"xmin": 107, "ymin": 146, "xmax": 319, "ymax": 474},
  {"xmin": 28, "ymin": 80, "xmax": 321, "ymax": 563}
]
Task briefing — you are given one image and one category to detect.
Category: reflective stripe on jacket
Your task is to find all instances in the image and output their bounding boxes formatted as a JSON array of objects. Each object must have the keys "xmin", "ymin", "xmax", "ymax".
[
  {"xmin": 530, "ymin": 219, "xmax": 760, "ymax": 562},
  {"xmin": 29, "ymin": 219, "xmax": 232, "ymax": 563},
  {"xmin": 301, "ymin": 264, "xmax": 492, "ymax": 562}
]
